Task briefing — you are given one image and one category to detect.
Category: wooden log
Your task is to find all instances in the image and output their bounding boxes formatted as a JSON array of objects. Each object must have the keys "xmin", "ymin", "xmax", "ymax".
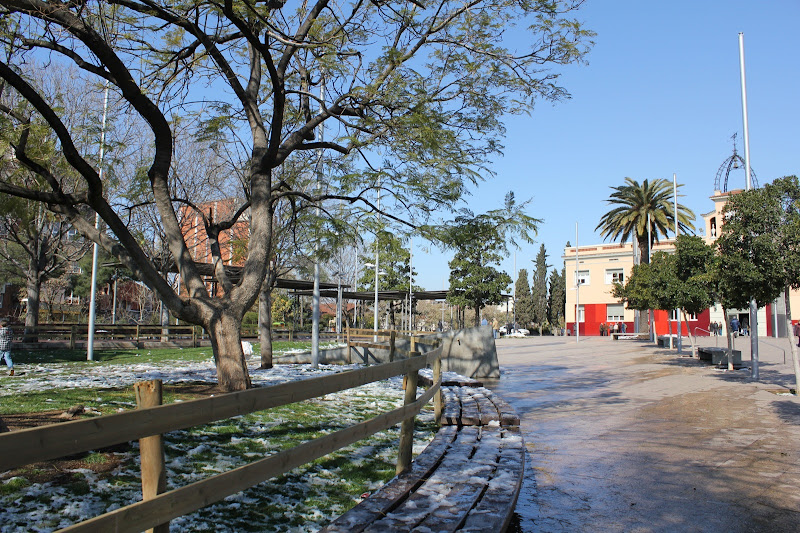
[{"xmin": 134, "ymin": 380, "xmax": 168, "ymax": 533}]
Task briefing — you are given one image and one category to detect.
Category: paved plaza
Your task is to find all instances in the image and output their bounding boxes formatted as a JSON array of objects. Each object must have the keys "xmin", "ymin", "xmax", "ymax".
[{"xmin": 487, "ymin": 335, "xmax": 800, "ymax": 532}]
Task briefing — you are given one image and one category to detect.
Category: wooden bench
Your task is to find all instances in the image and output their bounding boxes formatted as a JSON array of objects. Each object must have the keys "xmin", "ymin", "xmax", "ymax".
[
  {"xmin": 322, "ymin": 378, "xmax": 524, "ymax": 532},
  {"xmin": 697, "ymin": 346, "xmax": 743, "ymax": 368}
]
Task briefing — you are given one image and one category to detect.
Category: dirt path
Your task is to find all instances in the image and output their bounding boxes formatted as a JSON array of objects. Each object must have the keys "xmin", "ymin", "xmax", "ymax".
[{"xmin": 487, "ymin": 336, "xmax": 800, "ymax": 532}]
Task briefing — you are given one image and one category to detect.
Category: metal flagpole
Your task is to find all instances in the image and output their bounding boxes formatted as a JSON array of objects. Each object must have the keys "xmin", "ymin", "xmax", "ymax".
[
  {"xmin": 739, "ymin": 32, "xmax": 759, "ymax": 379},
  {"xmin": 648, "ymin": 213, "xmax": 655, "ymax": 343},
  {"xmin": 87, "ymin": 82, "xmax": 110, "ymax": 362},
  {"xmin": 674, "ymin": 173, "xmax": 682, "ymax": 353},
  {"xmin": 575, "ymin": 223, "xmax": 580, "ymax": 344}
]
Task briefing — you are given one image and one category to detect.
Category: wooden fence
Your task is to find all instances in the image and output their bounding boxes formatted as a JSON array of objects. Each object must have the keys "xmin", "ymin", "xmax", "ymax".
[
  {"xmin": 0, "ymin": 336, "xmax": 443, "ymax": 533},
  {"xmin": 10, "ymin": 323, "xmax": 345, "ymax": 348},
  {"xmin": 345, "ymin": 328, "xmax": 438, "ymax": 363}
]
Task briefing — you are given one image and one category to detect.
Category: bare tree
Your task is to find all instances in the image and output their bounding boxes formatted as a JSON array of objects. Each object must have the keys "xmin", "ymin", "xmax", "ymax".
[{"xmin": 0, "ymin": 1, "xmax": 592, "ymax": 390}]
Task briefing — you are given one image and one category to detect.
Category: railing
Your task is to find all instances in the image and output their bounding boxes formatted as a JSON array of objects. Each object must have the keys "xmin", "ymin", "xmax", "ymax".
[
  {"xmin": 693, "ymin": 327, "xmax": 716, "ymax": 347},
  {"xmin": 14, "ymin": 323, "xmax": 200, "ymax": 348},
  {"xmin": 9, "ymin": 323, "xmax": 341, "ymax": 348},
  {"xmin": 345, "ymin": 327, "xmax": 439, "ymax": 365},
  {"xmin": 0, "ymin": 341, "xmax": 443, "ymax": 533}
]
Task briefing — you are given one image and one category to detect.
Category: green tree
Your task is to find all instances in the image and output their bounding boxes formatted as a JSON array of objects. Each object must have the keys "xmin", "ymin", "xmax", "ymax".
[
  {"xmin": 0, "ymin": 1, "xmax": 592, "ymax": 391},
  {"xmin": 716, "ymin": 177, "xmax": 800, "ymax": 386},
  {"xmin": 514, "ymin": 268, "xmax": 534, "ymax": 330},
  {"xmin": 532, "ymin": 244, "xmax": 550, "ymax": 334},
  {"xmin": 548, "ymin": 266, "xmax": 566, "ymax": 329},
  {"xmin": 597, "ymin": 178, "xmax": 696, "ymax": 264},
  {"xmin": 436, "ymin": 193, "xmax": 541, "ymax": 327},
  {"xmin": 614, "ymin": 235, "xmax": 719, "ymax": 351}
]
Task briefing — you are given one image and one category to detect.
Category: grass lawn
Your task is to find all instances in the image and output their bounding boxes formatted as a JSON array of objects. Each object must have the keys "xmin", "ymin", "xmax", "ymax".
[{"xmin": 0, "ymin": 343, "xmax": 438, "ymax": 532}]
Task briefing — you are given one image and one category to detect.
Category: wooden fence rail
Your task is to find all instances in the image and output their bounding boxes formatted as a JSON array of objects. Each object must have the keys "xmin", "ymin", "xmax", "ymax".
[
  {"xmin": 10, "ymin": 323, "xmax": 350, "ymax": 348},
  {"xmin": 0, "ymin": 345, "xmax": 443, "ymax": 533}
]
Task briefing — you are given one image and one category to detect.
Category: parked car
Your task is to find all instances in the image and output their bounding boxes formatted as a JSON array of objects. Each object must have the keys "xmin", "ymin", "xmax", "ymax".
[{"xmin": 502, "ymin": 327, "xmax": 529, "ymax": 337}]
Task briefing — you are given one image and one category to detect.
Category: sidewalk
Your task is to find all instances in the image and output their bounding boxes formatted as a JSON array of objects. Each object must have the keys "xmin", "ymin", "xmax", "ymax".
[{"xmin": 488, "ymin": 335, "xmax": 800, "ymax": 532}]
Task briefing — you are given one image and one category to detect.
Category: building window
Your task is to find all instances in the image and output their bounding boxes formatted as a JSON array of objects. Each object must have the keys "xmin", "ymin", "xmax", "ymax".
[
  {"xmin": 605, "ymin": 268, "xmax": 624, "ymax": 284},
  {"xmin": 577, "ymin": 305, "xmax": 585, "ymax": 323},
  {"xmin": 576, "ymin": 270, "xmax": 590, "ymax": 286},
  {"xmin": 669, "ymin": 309, "xmax": 697, "ymax": 321},
  {"xmin": 607, "ymin": 304, "xmax": 624, "ymax": 321}
]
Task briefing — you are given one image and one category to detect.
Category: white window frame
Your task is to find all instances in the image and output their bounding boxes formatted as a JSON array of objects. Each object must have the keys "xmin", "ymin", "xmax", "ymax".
[
  {"xmin": 607, "ymin": 304, "xmax": 625, "ymax": 321},
  {"xmin": 669, "ymin": 309, "xmax": 697, "ymax": 321},
  {"xmin": 577, "ymin": 305, "xmax": 585, "ymax": 323},
  {"xmin": 605, "ymin": 268, "xmax": 625, "ymax": 284},
  {"xmin": 576, "ymin": 270, "xmax": 590, "ymax": 286}
]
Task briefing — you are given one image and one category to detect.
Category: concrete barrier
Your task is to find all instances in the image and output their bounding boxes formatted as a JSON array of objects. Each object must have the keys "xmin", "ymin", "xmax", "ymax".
[{"xmin": 272, "ymin": 326, "xmax": 500, "ymax": 379}]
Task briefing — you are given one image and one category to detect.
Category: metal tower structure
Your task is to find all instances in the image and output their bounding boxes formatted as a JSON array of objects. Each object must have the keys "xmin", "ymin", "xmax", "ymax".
[{"xmin": 714, "ymin": 133, "xmax": 757, "ymax": 192}]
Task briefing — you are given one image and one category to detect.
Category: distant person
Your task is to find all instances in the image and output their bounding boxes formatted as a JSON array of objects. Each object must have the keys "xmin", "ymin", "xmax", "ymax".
[
  {"xmin": 621, "ymin": 322, "xmax": 627, "ymax": 334},
  {"xmin": 793, "ymin": 322, "xmax": 800, "ymax": 347},
  {"xmin": 730, "ymin": 316, "xmax": 740, "ymax": 337},
  {"xmin": 492, "ymin": 317, "xmax": 499, "ymax": 339},
  {"xmin": 481, "ymin": 317, "xmax": 488, "ymax": 327},
  {"xmin": 0, "ymin": 318, "xmax": 14, "ymax": 376},
  {"xmin": 437, "ymin": 319, "xmax": 443, "ymax": 332}
]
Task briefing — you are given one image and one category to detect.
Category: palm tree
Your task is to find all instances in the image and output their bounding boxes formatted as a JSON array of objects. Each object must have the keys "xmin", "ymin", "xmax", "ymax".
[{"xmin": 596, "ymin": 178, "xmax": 695, "ymax": 263}]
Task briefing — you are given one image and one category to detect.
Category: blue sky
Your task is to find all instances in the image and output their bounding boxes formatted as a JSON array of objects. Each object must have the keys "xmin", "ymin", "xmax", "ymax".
[{"xmin": 411, "ymin": 0, "xmax": 800, "ymax": 290}]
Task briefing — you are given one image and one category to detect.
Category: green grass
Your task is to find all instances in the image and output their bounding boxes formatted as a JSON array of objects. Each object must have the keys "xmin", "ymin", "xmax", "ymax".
[
  {"xmin": 0, "ymin": 343, "xmax": 438, "ymax": 530},
  {"xmin": 0, "ymin": 382, "xmax": 225, "ymax": 415}
]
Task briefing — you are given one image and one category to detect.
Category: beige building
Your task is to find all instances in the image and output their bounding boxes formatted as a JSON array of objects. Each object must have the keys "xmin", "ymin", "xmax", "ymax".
[{"xmin": 564, "ymin": 188, "xmax": 788, "ymax": 337}]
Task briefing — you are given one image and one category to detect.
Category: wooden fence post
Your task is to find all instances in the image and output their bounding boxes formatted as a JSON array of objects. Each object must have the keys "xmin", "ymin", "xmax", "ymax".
[
  {"xmin": 346, "ymin": 324, "xmax": 352, "ymax": 364},
  {"xmin": 433, "ymin": 355, "xmax": 443, "ymax": 425},
  {"xmin": 396, "ymin": 351, "xmax": 420, "ymax": 475},
  {"xmin": 389, "ymin": 330, "xmax": 396, "ymax": 362},
  {"xmin": 134, "ymin": 380, "xmax": 169, "ymax": 533},
  {"xmin": 135, "ymin": 324, "xmax": 141, "ymax": 349},
  {"xmin": 192, "ymin": 326, "xmax": 197, "ymax": 348},
  {"xmin": 69, "ymin": 325, "xmax": 77, "ymax": 350}
]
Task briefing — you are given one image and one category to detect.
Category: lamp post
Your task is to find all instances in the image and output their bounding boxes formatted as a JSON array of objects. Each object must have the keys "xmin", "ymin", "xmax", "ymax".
[{"xmin": 364, "ymin": 263, "xmax": 385, "ymax": 338}]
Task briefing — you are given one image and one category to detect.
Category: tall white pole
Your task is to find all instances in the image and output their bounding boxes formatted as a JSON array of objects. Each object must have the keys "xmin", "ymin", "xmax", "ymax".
[
  {"xmin": 311, "ymin": 81, "xmax": 325, "ymax": 368},
  {"xmin": 674, "ymin": 173, "xmax": 682, "ymax": 353},
  {"xmin": 575, "ymin": 223, "xmax": 580, "ymax": 343},
  {"xmin": 408, "ymin": 236, "xmax": 413, "ymax": 332},
  {"xmin": 374, "ymin": 181, "xmax": 381, "ymax": 340},
  {"xmin": 648, "ymin": 213, "xmax": 654, "ymax": 343},
  {"xmin": 87, "ymin": 82, "xmax": 110, "ymax": 362},
  {"xmin": 739, "ymin": 32, "xmax": 759, "ymax": 379}
]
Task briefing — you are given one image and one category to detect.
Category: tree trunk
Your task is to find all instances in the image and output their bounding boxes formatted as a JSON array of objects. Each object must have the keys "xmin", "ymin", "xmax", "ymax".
[
  {"xmin": 682, "ymin": 309, "xmax": 697, "ymax": 357},
  {"xmin": 723, "ymin": 307, "xmax": 735, "ymax": 371},
  {"xmin": 783, "ymin": 289, "xmax": 800, "ymax": 394},
  {"xmin": 160, "ymin": 302, "xmax": 170, "ymax": 343},
  {"xmin": 209, "ymin": 312, "xmax": 252, "ymax": 392},
  {"xmin": 25, "ymin": 272, "xmax": 41, "ymax": 342},
  {"xmin": 259, "ymin": 287, "xmax": 273, "ymax": 369}
]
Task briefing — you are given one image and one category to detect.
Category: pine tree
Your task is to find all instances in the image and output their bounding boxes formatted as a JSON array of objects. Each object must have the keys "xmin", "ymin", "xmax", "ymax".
[
  {"xmin": 515, "ymin": 268, "xmax": 534, "ymax": 329},
  {"xmin": 532, "ymin": 244, "xmax": 550, "ymax": 333}
]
